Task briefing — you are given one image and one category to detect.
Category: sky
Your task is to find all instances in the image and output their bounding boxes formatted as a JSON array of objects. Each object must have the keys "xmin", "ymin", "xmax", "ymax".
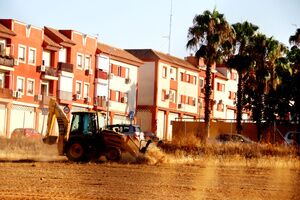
[{"xmin": 1, "ymin": 0, "xmax": 299, "ymax": 58}]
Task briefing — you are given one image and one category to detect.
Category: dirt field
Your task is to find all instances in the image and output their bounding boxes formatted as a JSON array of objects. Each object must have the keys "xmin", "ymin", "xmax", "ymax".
[
  {"xmin": 0, "ymin": 160, "xmax": 299, "ymax": 200},
  {"xmin": 0, "ymin": 140, "xmax": 300, "ymax": 200}
]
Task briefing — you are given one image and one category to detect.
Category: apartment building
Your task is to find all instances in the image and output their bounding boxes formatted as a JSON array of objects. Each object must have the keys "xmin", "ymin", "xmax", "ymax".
[
  {"xmin": 44, "ymin": 27, "xmax": 97, "ymax": 112},
  {"xmin": 0, "ymin": 19, "xmax": 47, "ymax": 137},
  {"xmin": 96, "ymin": 43, "xmax": 143, "ymax": 127},
  {"xmin": 0, "ymin": 18, "xmax": 241, "ymax": 140},
  {"xmin": 215, "ymin": 65, "xmax": 250, "ymax": 120},
  {"xmin": 127, "ymin": 49, "xmax": 199, "ymax": 140}
]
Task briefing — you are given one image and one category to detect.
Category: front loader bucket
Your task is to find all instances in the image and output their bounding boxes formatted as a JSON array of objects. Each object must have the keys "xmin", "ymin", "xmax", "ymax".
[
  {"xmin": 42, "ymin": 136, "xmax": 58, "ymax": 145},
  {"xmin": 101, "ymin": 130, "xmax": 143, "ymax": 158}
]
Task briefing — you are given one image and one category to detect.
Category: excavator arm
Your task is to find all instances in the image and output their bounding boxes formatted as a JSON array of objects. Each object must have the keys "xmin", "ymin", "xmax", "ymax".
[{"xmin": 43, "ymin": 98, "xmax": 70, "ymax": 155}]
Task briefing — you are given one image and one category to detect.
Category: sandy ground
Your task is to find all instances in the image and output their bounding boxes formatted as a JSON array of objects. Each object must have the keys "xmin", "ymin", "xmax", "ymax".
[
  {"xmin": 0, "ymin": 161, "xmax": 299, "ymax": 200},
  {"xmin": 0, "ymin": 140, "xmax": 300, "ymax": 200}
]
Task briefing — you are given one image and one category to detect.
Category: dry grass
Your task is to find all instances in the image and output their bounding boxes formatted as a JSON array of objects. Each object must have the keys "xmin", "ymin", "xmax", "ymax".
[
  {"xmin": 143, "ymin": 140, "xmax": 300, "ymax": 169},
  {"xmin": 159, "ymin": 142, "xmax": 299, "ymax": 158},
  {"xmin": 1, "ymin": 136, "xmax": 299, "ymax": 169}
]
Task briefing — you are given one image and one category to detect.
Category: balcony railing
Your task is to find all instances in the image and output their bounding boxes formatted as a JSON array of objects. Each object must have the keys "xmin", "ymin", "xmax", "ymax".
[
  {"xmin": 58, "ymin": 62, "xmax": 74, "ymax": 73},
  {"xmin": 95, "ymin": 96, "xmax": 107, "ymax": 108},
  {"xmin": 0, "ymin": 88, "xmax": 13, "ymax": 99},
  {"xmin": 95, "ymin": 70, "xmax": 108, "ymax": 79},
  {"xmin": 35, "ymin": 94, "xmax": 54, "ymax": 105},
  {"xmin": 57, "ymin": 90, "xmax": 72, "ymax": 101},
  {"xmin": 0, "ymin": 55, "xmax": 14, "ymax": 68},
  {"xmin": 45, "ymin": 67, "xmax": 57, "ymax": 77},
  {"xmin": 40, "ymin": 66, "xmax": 58, "ymax": 80}
]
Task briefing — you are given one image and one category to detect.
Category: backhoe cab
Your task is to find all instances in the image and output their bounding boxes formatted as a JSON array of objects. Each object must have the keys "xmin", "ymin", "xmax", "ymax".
[{"xmin": 43, "ymin": 99, "xmax": 151, "ymax": 162}]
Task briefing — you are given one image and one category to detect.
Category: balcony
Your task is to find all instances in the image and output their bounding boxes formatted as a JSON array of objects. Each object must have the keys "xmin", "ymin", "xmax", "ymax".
[
  {"xmin": 58, "ymin": 62, "xmax": 74, "ymax": 73},
  {"xmin": 0, "ymin": 87, "xmax": 13, "ymax": 99},
  {"xmin": 57, "ymin": 90, "xmax": 72, "ymax": 102},
  {"xmin": 40, "ymin": 66, "xmax": 58, "ymax": 80},
  {"xmin": 0, "ymin": 55, "xmax": 14, "ymax": 71},
  {"xmin": 95, "ymin": 96, "xmax": 107, "ymax": 108},
  {"xmin": 35, "ymin": 94, "xmax": 54, "ymax": 105},
  {"xmin": 95, "ymin": 70, "xmax": 108, "ymax": 80}
]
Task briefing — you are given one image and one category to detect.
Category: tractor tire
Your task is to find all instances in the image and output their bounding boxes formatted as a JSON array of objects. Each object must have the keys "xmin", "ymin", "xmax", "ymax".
[
  {"xmin": 66, "ymin": 141, "xmax": 89, "ymax": 162},
  {"xmin": 105, "ymin": 147, "xmax": 122, "ymax": 162}
]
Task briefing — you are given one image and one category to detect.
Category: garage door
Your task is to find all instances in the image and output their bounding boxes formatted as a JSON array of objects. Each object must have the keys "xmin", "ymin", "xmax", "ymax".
[
  {"xmin": 10, "ymin": 105, "xmax": 35, "ymax": 137},
  {"xmin": 157, "ymin": 111, "xmax": 165, "ymax": 140},
  {"xmin": 167, "ymin": 112, "xmax": 179, "ymax": 141}
]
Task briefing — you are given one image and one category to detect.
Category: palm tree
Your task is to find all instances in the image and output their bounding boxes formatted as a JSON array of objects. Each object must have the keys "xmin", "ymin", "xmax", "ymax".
[
  {"xmin": 288, "ymin": 29, "xmax": 300, "ymax": 139},
  {"xmin": 289, "ymin": 28, "xmax": 300, "ymax": 47},
  {"xmin": 186, "ymin": 9, "xmax": 234, "ymax": 139},
  {"xmin": 245, "ymin": 33, "xmax": 269, "ymax": 141},
  {"xmin": 227, "ymin": 21, "xmax": 258, "ymax": 135}
]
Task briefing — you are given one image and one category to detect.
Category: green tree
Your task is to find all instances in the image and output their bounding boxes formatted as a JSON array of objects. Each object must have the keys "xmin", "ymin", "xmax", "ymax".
[
  {"xmin": 186, "ymin": 9, "xmax": 234, "ymax": 138},
  {"xmin": 288, "ymin": 29, "xmax": 300, "ymax": 136},
  {"xmin": 264, "ymin": 38, "xmax": 287, "ymax": 125},
  {"xmin": 227, "ymin": 21, "xmax": 258, "ymax": 135},
  {"xmin": 244, "ymin": 33, "xmax": 269, "ymax": 141}
]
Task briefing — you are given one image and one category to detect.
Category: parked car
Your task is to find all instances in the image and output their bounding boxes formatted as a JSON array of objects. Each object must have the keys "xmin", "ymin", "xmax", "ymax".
[
  {"xmin": 11, "ymin": 128, "xmax": 42, "ymax": 140},
  {"xmin": 105, "ymin": 124, "xmax": 145, "ymax": 141},
  {"xmin": 216, "ymin": 133, "xmax": 253, "ymax": 144},
  {"xmin": 284, "ymin": 131, "xmax": 300, "ymax": 146}
]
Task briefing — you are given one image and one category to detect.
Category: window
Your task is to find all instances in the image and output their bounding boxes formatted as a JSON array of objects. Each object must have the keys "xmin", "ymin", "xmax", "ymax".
[
  {"xmin": 162, "ymin": 66, "xmax": 167, "ymax": 78},
  {"xmin": 83, "ymin": 83, "xmax": 89, "ymax": 98},
  {"xmin": 161, "ymin": 90, "xmax": 167, "ymax": 101},
  {"xmin": 18, "ymin": 45, "xmax": 26, "ymax": 63},
  {"xmin": 115, "ymin": 91, "xmax": 120, "ymax": 102},
  {"xmin": 59, "ymin": 48, "xmax": 67, "ymax": 63},
  {"xmin": 41, "ymin": 82, "xmax": 48, "ymax": 96},
  {"xmin": 75, "ymin": 81, "xmax": 82, "ymax": 95},
  {"xmin": 186, "ymin": 74, "xmax": 190, "ymax": 83},
  {"xmin": 180, "ymin": 95, "xmax": 188, "ymax": 104},
  {"xmin": 229, "ymin": 91, "xmax": 236, "ymax": 100},
  {"xmin": 85, "ymin": 55, "xmax": 91, "ymax": 70},
  {"xmin": 27, "ymin": 79, "xmax": 34, "ymax": 96},
  {"xmin": 199, "ymin": 78, "xmax": 204, "ymax": 88},
  {"xmin": 0, "ymin": 40, "xmax": 5, "ymax": 55},
  {"xmin": 217, "ymin": 101, "xmax": 224, "ymax": 111},
  {"xmin": 98, "ymin": 55, "xmax": 109, "ymax": 72},
  {"xmin": 42, "ymin": 51, "xmax": 51, "ymax": 66},
  {"xmin": 169, "ymin": 89, "xmax": 177, "ymax": 103},
  {"xmin": 28, "ymin": 47, "xmax": 36, "ymax": 65},
  {"xmin": 17, "ymin": 77, "xmax": 25, "ymax": 93},
  {"xmin": 77, "ymin": 53, "xmax": 83, "ymax": 68},
  {"xmin": 231, "ymin": 72, "xmax": 237, "ymax": 80},
  {"xmin": 0, "ymin": 73, "xmax": 4, "ymax": 88},
  {"xmin": 217, "ymin": 82, "xmax": 225, "ymax": 92},
  {"xmin": 125, "ymin": 68, "xmax": 129, "ymax": 79},
  {"xmin": 193, "ymin": 76, "xmax": 197, "ymax": 85},
  {"xmin": 170, "ymin": 67, "xmax": 177, "ymax": 80},
  {"xmin": 117, "ymin": 66, "xmax": 122, "ymax": 77}
]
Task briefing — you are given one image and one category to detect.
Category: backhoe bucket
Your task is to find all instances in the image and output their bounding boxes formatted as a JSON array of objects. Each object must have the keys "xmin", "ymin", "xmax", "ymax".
[{"xmin": 43, "ymin": 136, "xmax": 58, "ymax": 145}]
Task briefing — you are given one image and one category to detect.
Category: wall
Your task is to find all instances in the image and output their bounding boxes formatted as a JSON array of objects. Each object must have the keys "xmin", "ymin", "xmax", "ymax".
[
  {"xmin": 137, "ymin": 62, "xmax": 155, "ymax": 105},
  {"xmin": 109, "ymin": 59, "xmax": 138, "ymax": 115},
  {"xmin": 172, "ymin": 121, "xmax": 260, "ymax": 143}
]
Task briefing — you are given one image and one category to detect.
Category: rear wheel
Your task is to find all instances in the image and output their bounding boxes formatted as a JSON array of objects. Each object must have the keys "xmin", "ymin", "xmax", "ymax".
[
  {"xmin": 105, "ymin": 147, "xmax": 121, "ymax": 162},
  {"xmin": 66, "ymin": 141, "xmax": 88, "ymax": 162}
]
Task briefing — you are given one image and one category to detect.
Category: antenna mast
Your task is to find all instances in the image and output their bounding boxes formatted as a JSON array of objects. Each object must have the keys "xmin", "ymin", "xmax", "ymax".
[{"xmin": 168, "ymin": 0, "xmax": 173, "ymax": 54}]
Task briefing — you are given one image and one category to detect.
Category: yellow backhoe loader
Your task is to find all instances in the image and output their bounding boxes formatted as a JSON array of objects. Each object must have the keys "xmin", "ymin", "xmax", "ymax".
[{"xmin": 43, "ymin": 98, "xmax": 151, "ymax": 162}]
